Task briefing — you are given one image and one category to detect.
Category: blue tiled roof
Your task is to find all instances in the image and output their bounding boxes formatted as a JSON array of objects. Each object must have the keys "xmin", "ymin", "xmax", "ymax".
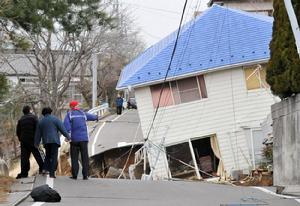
[{"xmin": 117, "ymin": 5, "xmax": 273, "ymax": 89}]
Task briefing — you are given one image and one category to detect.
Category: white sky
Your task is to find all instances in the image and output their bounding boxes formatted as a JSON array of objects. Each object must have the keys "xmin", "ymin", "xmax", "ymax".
[{"xmin": 120, "ymin": 0, "xmax": 210, "ymax": 47}]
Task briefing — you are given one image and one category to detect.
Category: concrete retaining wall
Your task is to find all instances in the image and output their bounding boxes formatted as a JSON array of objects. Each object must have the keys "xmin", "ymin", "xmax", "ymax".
[{"xmin": 271, "ymin": 94, "xmax": 300, "ymax": 186}]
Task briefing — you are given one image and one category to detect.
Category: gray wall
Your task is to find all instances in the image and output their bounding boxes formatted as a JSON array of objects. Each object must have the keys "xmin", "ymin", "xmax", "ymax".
[{"xmin": 272, "ymin": 94, "xmax": 300, "ymax": 186}]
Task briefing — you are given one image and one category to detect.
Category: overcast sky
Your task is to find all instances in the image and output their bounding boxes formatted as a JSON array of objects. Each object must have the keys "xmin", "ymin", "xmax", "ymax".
[{"xmin": 120, "ymin": 0, "xmax": 210, "ymax": 47}]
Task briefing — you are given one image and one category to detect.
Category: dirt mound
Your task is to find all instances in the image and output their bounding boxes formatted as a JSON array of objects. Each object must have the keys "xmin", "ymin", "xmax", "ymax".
[
  {"xmin": 0, "ymin": 176, "xmax": 15, "ymax": 203},
  {"xmin": 57, "ymin": 153, "xmax": 71, "ymax": 176}
]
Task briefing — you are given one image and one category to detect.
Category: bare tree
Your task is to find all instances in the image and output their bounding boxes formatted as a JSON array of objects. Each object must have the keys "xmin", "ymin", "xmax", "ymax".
[
  {"xmin": 0, "ymin": 1, "xmax": 116, "ymax": 115},
  {"xmin": 77, "ymin": 7, "xmax": 145, "ymax": 107}
]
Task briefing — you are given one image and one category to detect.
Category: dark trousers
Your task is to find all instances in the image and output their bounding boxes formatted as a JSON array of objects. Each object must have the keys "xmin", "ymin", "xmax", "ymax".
[
  {"xmin": 70, "ymin": 141, "xmax": 89, "ymax": 178},
  {"xmin": 116, "ymin": 106, "xmax": 122, "ymax": 115},
  {"xmin": 44, "ymin": 143, "xmax": 59, "ymax": 177},
  {"xmin": 20, "ymin": 142, "xmax": 44, "ymax": 176}
]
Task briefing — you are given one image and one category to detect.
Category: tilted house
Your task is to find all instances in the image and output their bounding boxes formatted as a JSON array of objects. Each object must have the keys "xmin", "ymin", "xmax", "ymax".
[{"xmin": 117, "ymin": 5, "xmax": 276, "ymax": 180}]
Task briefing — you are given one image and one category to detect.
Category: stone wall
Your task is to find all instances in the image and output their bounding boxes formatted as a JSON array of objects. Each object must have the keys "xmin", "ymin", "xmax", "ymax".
[{"xmin": 271, "ymin": 94, "xmax": 300, "ymax": 186}]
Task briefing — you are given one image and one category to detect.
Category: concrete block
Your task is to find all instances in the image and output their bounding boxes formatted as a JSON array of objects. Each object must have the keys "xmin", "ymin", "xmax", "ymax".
[{"xmin": 272, "ymin": 95, "xmax": 300, "ymax": 186}]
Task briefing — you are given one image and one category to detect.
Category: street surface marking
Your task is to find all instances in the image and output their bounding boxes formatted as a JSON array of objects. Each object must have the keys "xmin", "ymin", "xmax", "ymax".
[
  {"xmin": 91, "ymin": 111, "xmax": 128, "ymax": 156},
  {"xmin": 32, "ymin": 202, "xmax": 45, "ymax": 206},
  {"xmin": 254, "ymin": 187, "xmax": 300, "ymax": 203},
  {"xmin": 91, "ymin": 122, "xmax": 106, "ymax": 156}
]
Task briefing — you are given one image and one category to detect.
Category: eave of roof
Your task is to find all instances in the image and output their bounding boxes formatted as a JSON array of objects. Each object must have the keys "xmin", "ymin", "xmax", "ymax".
[{"xmin": 117, "ymin": 58, "xmax": 269, "ymax": 90}]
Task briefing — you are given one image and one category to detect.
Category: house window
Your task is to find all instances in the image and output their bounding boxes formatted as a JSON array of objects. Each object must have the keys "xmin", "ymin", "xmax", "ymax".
[
  {"xmin": 150, "ymin": 83, "xmax": 174, "ymax": 108},
  {"xmin": 166, "ymin": 142, "xmax": 197, "ymax": 179},
  {"xmin": 244, "ymin": 65, "xmax": 269, "ymax": 90},
  {"xmin": 173, "ymin": 76, "xmax": 200, "ymax": 103},
  {"xmin": 150, "ymin": 75, "xmax": 207, "ymax": 108}
]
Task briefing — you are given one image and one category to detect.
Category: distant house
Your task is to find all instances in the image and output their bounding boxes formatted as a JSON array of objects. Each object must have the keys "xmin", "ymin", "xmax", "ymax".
[
  {"xmin": 117, "ymin": 5, "xmax": 277, "ymax": 180},
  {"xmin": 208, "ymin": 0, "xmax": 273, "ymax": 16},
  {"xmin": 0, "ymin": 50, "xmax": 87, "ymax": 105}
]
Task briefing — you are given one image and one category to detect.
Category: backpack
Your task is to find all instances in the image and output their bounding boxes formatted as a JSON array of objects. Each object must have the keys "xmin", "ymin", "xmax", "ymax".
[{"xmin": 30, "ymin": 184, "xmax": 61, "ymax": 202}]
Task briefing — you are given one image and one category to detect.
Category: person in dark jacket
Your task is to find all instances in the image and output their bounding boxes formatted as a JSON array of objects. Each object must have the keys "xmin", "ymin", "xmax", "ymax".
[
  {"xmin": 116, "ymin": 94, "xmax": 124, "ymax": 115},
  {"xmin": 63, "ymin": 101, "xmax": 98, "ymax": 180},
  {"xmin": 35, "ymin": 107, "xmax": 70, "ymax": 178},
  {"xmin": 16, "ymin": 106, "xmax": 44, "ymax": 179}
]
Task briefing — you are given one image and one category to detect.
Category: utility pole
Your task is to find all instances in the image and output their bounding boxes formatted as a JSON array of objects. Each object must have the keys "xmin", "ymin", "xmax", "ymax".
[
  {"xmin": 284, "ymin": 0, "xmax": 300, "ymax": 58},
  {"xmin": 92, "ymin": 53, "xmax": 98, "ymax": 108}
]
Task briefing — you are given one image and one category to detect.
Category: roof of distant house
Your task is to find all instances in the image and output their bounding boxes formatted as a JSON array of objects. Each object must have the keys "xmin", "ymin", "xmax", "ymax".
[
  {"xmin": 116, "ymin": 5, "xmax": 273, "ymax": 90},
  {"xmin": 0, "ymin": 50, "xmax": 91, "ymax": 76}
]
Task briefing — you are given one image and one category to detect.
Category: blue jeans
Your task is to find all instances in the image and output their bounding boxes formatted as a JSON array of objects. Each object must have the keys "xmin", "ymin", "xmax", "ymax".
[{"xmin": 44, "ymin": 143, "xmax": 59, "ymax": 177}]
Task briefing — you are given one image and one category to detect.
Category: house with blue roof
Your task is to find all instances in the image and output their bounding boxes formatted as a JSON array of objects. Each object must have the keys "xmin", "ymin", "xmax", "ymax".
[{"xmin": 117, "ymin": 5, "xmax": 277, "ymax": 180}]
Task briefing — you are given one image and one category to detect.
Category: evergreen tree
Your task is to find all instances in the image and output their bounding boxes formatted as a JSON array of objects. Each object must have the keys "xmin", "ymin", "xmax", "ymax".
[
  {"xmin": 266, "ymin": 0, "xmax": 300, "ymax": 98},
  {"xmin": 0, "ymin": 0, "xmax": 112, "ymax": 35}
]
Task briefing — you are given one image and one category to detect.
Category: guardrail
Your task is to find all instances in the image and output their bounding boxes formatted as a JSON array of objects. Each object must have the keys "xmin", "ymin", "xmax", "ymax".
[{"xmin": 88, "ymin": 103, "xmax": 109, "ymax": 117}]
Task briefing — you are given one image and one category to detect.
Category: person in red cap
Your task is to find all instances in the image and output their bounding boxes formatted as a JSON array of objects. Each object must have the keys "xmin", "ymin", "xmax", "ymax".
[
  {"xmin": 69, "ymin": 100, "xmax": 78, "ymax": 108},
  {"xmin": 63, "ymin": 101, "xmax": 98, "ymax": 180}
]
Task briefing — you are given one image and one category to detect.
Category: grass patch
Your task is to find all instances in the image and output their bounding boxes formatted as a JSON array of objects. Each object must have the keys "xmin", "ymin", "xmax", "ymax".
[{"xmin": 0, "ymin": 176, "xmax": 16, "ymax": 203}]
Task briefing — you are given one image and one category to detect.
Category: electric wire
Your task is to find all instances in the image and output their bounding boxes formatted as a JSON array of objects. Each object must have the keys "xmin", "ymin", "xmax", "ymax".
[
  {"xmin": 143, "ymin": 0, "xmax": 189, "ymax": 142},
  {"xmin": 117, "ymin": 122, "xmax": 141, "ymax": 179},
  {"xmin": 104, "ymin": 0, "xmax": 194, "ymax": 179},
  {"xmin": 142, "ymin": 1, "xmax": 223, "ymax": 179},
  {"xmin": 116, "ymin": 0, "xmax": 200, "ymax": 179},
  {"xmin": 148, "ymin": 0, "xmax": 200, "ymax": 142}
]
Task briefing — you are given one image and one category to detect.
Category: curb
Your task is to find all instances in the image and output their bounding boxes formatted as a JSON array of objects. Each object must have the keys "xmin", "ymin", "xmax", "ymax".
[
  {"xmin": 11, "ymin": 176, "xmax": 35, "ymax": 206},
  {"xmin": 12, "ymin": 192, "xmax": 30, "ymax": 206}
]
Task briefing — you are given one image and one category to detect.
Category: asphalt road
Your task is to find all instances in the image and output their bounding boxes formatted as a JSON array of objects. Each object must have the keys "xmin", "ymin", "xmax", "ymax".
[
  {"xmin": 88, "ymin": 110, "xmax": 144, "ymax": 157},
  {"xmin": 16, "ymin": 111, "xmax": 300, "ymax": 206},
  {"xmin": 18, "ymin": 176, "xmax": 300, "ymax": 206}
]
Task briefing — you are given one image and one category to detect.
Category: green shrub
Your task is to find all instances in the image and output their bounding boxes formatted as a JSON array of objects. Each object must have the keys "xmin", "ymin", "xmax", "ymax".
[{"xmin": 267, "ymin": 0, "xmax": 300, "ymax": 98}]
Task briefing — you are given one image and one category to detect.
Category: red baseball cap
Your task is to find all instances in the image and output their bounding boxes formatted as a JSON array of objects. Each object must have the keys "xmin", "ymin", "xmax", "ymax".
[{"xmin": 69, "ymin": 100, "xmax": 78, "ymax": 108}]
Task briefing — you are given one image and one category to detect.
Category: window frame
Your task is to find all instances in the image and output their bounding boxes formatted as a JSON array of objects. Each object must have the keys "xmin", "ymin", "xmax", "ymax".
[
  {"xmin": 244, "ymin": 65, "xmax": 269, "ymax": 91},
  {"xmin": 150, "ymin": 75, "xmax": 207, "ymax": 108}
]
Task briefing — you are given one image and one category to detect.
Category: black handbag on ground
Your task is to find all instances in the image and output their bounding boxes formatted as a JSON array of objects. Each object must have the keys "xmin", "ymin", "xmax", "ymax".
[{"xmin": 30, "ymin": 184, "xmax": 61, "ymax": 202}]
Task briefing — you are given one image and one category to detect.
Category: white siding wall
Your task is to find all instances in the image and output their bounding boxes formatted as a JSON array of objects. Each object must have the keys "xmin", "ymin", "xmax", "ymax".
[{"xmin": 135, "ymin": 67, "xmax": 276, "ymax": 179}]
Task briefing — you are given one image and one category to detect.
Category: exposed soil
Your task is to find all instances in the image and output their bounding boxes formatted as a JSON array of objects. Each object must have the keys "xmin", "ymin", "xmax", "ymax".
[
  {"xmin": 0, "ymin": 176, "xmax": 15, "ymax": 203},
  {"xmin": 57, "ymin": 153, "xmax": 72, "ymax": 176}
]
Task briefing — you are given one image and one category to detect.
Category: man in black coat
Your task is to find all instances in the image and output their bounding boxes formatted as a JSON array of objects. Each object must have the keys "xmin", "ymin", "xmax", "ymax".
[{"xmin": 16, "ymin": 105, "xmax": 44, "ymax": 179}]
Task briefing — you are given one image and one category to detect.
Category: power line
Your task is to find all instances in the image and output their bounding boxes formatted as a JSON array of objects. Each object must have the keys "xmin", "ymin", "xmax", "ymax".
[
  {"xmin": 144, "ymin": 0, "xmax": 189, "ymax": 142},
  {"xmin": 120, "ymin": 2, "xmax": 181, "ymax": 15}
]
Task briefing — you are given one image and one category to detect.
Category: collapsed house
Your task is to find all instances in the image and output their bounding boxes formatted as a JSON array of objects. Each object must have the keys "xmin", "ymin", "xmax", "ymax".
[{"xmin": 116, "ymin": 5, "xmax": 277, "ymax": 180}]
